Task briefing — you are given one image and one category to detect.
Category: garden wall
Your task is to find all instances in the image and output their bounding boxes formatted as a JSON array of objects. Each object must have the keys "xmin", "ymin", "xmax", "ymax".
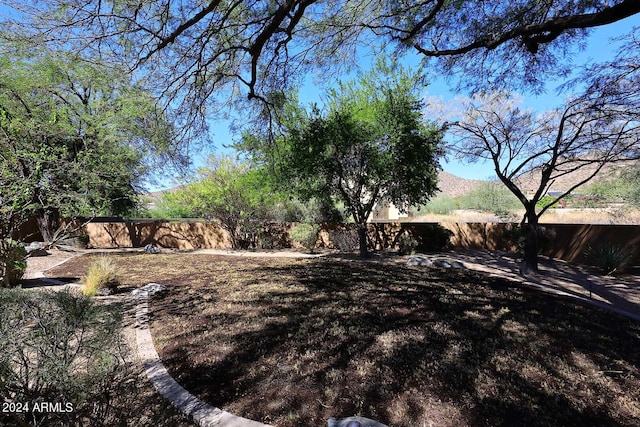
[{"xmin": 76, "ymin": 219, "xmax": 640, "ymax": 266}]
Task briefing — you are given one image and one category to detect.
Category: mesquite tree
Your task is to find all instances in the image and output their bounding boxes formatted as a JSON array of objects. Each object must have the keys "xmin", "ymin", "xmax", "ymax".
[
  {"xmin": 3, "ymin": 1, "xmax": 637, "ymax": 120},
  {"xmin": 244, "ymin": 62, "xmax": 444, "ymax": 258},
  {"xmin": 448, "ymin": 89, "xmax": 640, "ymax": 272}
]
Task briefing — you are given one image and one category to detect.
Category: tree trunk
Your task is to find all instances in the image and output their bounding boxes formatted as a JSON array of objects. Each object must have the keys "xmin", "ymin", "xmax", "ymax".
[
  {"xmin": 35, "ymin": 209, "xmax": 60, "ymax": 243},
  {"xmin": 357, "ymin": 223, "xmax": 370, "ymax": 258},
  {"xmin": 521, "ymin": 209, "xmax": 539, "ymax": 274}
]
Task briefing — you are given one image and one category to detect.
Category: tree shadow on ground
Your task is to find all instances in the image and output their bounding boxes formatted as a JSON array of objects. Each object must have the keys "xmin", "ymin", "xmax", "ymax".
[{"xmin": 148, "ymin": 257, "xmax": 640, "ymax": 427}]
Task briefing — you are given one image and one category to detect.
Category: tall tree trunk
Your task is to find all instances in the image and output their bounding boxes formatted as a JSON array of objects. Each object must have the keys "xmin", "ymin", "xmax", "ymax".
[
  {"xmin": 357, "ymin": 222, "xmax": 370, "ymax": 258},
  {"xmin": 35, "ymin": 208, "xmax": 60, "ymax": 243},
  {"xmin": 521, "ymin": 208, "xmax": 539, "ymax": 274}
]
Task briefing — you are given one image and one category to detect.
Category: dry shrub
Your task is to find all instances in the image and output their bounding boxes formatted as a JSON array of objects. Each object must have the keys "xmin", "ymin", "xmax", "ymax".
[{"xmin": 83, "ymin": 256, "xmax": 119, "ymax": 296}]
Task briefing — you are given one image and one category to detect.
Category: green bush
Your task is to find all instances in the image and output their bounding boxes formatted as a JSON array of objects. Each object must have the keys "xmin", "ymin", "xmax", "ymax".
[
  {"xmin": 414, "ymin": 196, "xmax": 459, "ymax": 215},
  {"xmin": 0, "ymin": 289, "xmax": 129, "ymax": 426},
  {"xmin": 503, "ymin": 224, "xmax": 556, "ymax": 255},
  {"xmin": 290, "ymin": 223, "xmax": 319, "ymax": 252},
  {"xmin": 459, "ymin": 182, "xmax": 520, "ymax": 217},
  {"xmin": 536, "ymin": 195, "xmax": 560, "ymax": 209},
  {"xmin": 413, "ymin": 224, "xmax": 454, "ymax": 252},
  {"xmin": 82, "ymin": 256, "xmax": 120, "ymax": 296},
  {"xmin": 585, "ymin": 242, "xmax": 634, "ymax": 275},
  {"xmin": 0, "ymin": 239, "xmax": 27, "ymax": 288}
]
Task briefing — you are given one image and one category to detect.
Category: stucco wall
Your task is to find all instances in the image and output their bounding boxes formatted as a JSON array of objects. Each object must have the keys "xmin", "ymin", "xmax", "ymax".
[{"xmin": 73, "ymin": 219, "xmax": 640, "ymax": 267}]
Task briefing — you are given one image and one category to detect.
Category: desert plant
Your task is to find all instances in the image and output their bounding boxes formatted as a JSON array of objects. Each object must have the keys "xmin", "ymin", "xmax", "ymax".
[
  {"xmin": 0, "ymin": 239, "xmax": 27, "ymax": 288},
  {"xmin": 584, "ymin": 242, "xmax": 634, "ymax": 275},
  {"xmin": 414, "ymin": 224, "xmax": 454, "ymax": 252},
  {"xmin": 460, "ymin": 181, "xmax": 521, "ymax": 217},
  {"xmin": 397, "ymin": 233, "xmax": 418, "ymax": 255},
  {"xmin": 83, "ymin": 256, "xmax": 120, "ymax": 296},
  {"xmin": 414, "ymin": 196, "xmax": 459, "ymax": 215},
  {"xmin": 290, "ymin": 223, "xmax": 319, "ymax": 253},
  {"xmin": 0, "ymin": 289, "xmax": 129, "ymax": 426}
]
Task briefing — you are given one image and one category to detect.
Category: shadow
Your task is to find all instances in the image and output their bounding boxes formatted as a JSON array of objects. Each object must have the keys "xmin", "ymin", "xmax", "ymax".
[
  {"xmin": 145, "ymin": 256, "xmax": 640, "ymax": 427},
  {"xmin": 20, "ymin": 276, "xmax": 80, "ymax": 289}
]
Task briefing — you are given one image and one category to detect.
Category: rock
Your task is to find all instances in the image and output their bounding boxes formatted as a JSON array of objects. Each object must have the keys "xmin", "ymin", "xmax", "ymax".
[
  {"xmin": 25, "ymin": 242, "xmax": 48, "ymax": 257},
  {"xmin": 406, "ymin": 256, "xmax": 433, "ymax": 267},
  {"xmin": 143, "ymin": 244, "xmax": 161, "ymax": 254},
  {"xmin": 433, "ymin": 259, "xmax": 452, "ymax": 268},
  {"xmin": 450, "ymin": 260, "xmax": 466, "ymax": 269},
  {"xmin": 131, "ymin": 283, "xmax": 167, "ymax": 297},
  {"xmin": 327, "ymin": 416, "xmax": 388, "ymax": 427}
]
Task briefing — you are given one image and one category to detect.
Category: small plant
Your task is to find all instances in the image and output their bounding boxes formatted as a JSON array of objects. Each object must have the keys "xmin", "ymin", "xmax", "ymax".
[
  {"xmin": 83, "ymin": 256, "xmax": 120, "ymax": 296},
  {"xmin": 0, "ymin": 239, "xmax": 27, "ymax": 288},
  {"xmin": 585, "ymin": 242, "xmax": 634, "ymax": 275},
  {"xmin": 397, "ymin": 233, "xmax": 418, "ymax": 255},
  {"xmin": 290, "ymin": 223, "xmax": 319, "ymax": 253}
]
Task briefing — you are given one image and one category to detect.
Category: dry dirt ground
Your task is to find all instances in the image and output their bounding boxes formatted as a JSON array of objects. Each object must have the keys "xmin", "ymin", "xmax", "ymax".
[{"xmin": 40, "ymin": 249, "xmax": 640, "ymax": 427}]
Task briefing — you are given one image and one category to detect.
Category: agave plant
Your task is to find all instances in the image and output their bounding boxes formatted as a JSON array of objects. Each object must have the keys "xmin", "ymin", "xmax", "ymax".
[{"xmin": 584, "ymin": 242, "xmax": 634, "ymax": 275}]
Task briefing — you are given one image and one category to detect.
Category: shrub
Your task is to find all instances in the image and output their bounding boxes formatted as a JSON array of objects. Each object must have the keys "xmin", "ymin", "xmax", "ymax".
[
  {"xmin": 397, "ymin": 233, "xmax": 418, "ymax": 255},
  {"xmin": 0, "ymin": 289, "xmax": 129, "ymax": 426},
  {"xmin": 0, "ymin": 239, "xmax": 27, "ymax": 288},
  {"xmin": 585, "ymin": 242, "xmax": 634, "ymax": 275},
  {"xmin": 459, "ymin": 182, "xmax": 520, "ymax": 217},
  {"xmin": 414, "ymin": 196, "xmax": 459, "ymax": 215},
  {"xmin": 413, "ymin": 224, "xmax": 454, "ymax": 252},
  {"xmin": 503, "ymin": 224, "xmax": 556, "ymax": 255},
  {"xmin": 290, "ymin": 223, "xmax": 319, "ymax": 252},
  {"xmin": 83, "ymin": 256, "xmax": 120, "ymax": 296}
]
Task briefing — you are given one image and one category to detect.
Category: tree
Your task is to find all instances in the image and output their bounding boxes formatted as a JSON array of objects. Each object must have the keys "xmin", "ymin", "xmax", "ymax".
[
  {"xmin": 247, "ymin": 62, "xmax": 444, "ymax": 258},
  {"xmin": 0, "ymin": 51, "xmax": 186, "ymax": 242},
  {"xmin": 3, "ymin": 0, "xmax": 637, "ymax": 122},
  {"xmin": 363, "ymin": 1, "xmax": 640, "ymax": 92},
  {"xmin": 169, "ymin": 156, "xmax": 281, "ymax": 249},
  {"xmin": 447, "ymin": 89, "xmax": 640, "ymax": 272}
]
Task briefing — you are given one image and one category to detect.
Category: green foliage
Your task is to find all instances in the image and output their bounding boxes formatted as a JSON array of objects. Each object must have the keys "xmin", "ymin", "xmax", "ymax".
[
  {"xmin": 289, "ymin": 223, "xmax": 320, "ymax": 252},
  {"xmin": 0, "ymin": 289, "xmax": 127, "ymax": 426},
  {"xmin": 414, "ymin": 196, "xmax": 460, "ymax": 215},
  {"xmin": 585, "ymin": 242, "xmax": 634, "ymax": 275},
  {"xmin": 583, "ymin": 168, "xmax": 640, "ymax": 207},
  {"xmin": 148, "ymin": 190, "xmax": 200, "ymax": 219},
  {"xmin": 413, "ymin": 224, "xmax": 454, "ymax": 252},
  {"xmin": 166, "ymin": 156, "xmax": 285, "ymax": 249},
  {"xmin": 244, "ymin": 59, "xmax": 444, "ymax": 257},
  {"xmin": 503, "ymin": 224, "xmax": 557, "ymax": 256},
  {"xmin": 0, "ymin": 51, "xmax": 186, "ymax": 241},
  {"xmin": 83, "ymin": 257, "xmax": 120, "ymax": 296},
  {"xmin": 460, "ymin": 182, "xmax": 521, "ymax": 217},
  {"xmin": 0, "ymin": 239, "xmax": 27, "ymax": 288},
  {"xmin": 536, "ymin": 195, "xmax": 561, "ymax": 209}
]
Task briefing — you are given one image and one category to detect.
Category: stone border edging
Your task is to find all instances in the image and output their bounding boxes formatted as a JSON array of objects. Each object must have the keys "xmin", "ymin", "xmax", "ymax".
[{"xmin": 135, "ymin": 294, "xmax": 272, "ymax": 427}]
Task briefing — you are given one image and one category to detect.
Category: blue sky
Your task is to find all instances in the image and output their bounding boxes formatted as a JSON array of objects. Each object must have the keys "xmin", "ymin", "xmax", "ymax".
[{"xmin": 188, "ymin": 13, "xmax": 640, "ymax": 189}]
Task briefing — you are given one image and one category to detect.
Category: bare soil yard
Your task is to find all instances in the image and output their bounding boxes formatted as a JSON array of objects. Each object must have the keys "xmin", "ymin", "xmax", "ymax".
[{"xmin": 47, "ymin": 253, "xmax": 640, "ymax": 427}]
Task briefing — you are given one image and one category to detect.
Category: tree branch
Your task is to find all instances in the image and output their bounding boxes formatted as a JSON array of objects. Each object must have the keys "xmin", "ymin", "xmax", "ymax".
[{"xmin": 412, "ymin": 0, "xmax": 640, "ymax": 56}]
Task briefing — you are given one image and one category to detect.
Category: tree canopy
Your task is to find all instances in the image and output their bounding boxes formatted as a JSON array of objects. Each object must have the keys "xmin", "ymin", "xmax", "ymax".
[
  {"xmin": 0, "ymin": 51, "xmax": 186, "ymax": 240},
  {"xmin": 161, "ymin": 155, "xmax": 284, "ymax": 249},
  {"xmin": 2, "ymin": 0, "xmax": 636, "ymax": 124},
  {"xmin": 447, "ymin": 85, "xmax": 640, "ymax": 271},
  {"xmin": 243, "ymin": 62, "xmax": 444, "ymax": 257}
]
